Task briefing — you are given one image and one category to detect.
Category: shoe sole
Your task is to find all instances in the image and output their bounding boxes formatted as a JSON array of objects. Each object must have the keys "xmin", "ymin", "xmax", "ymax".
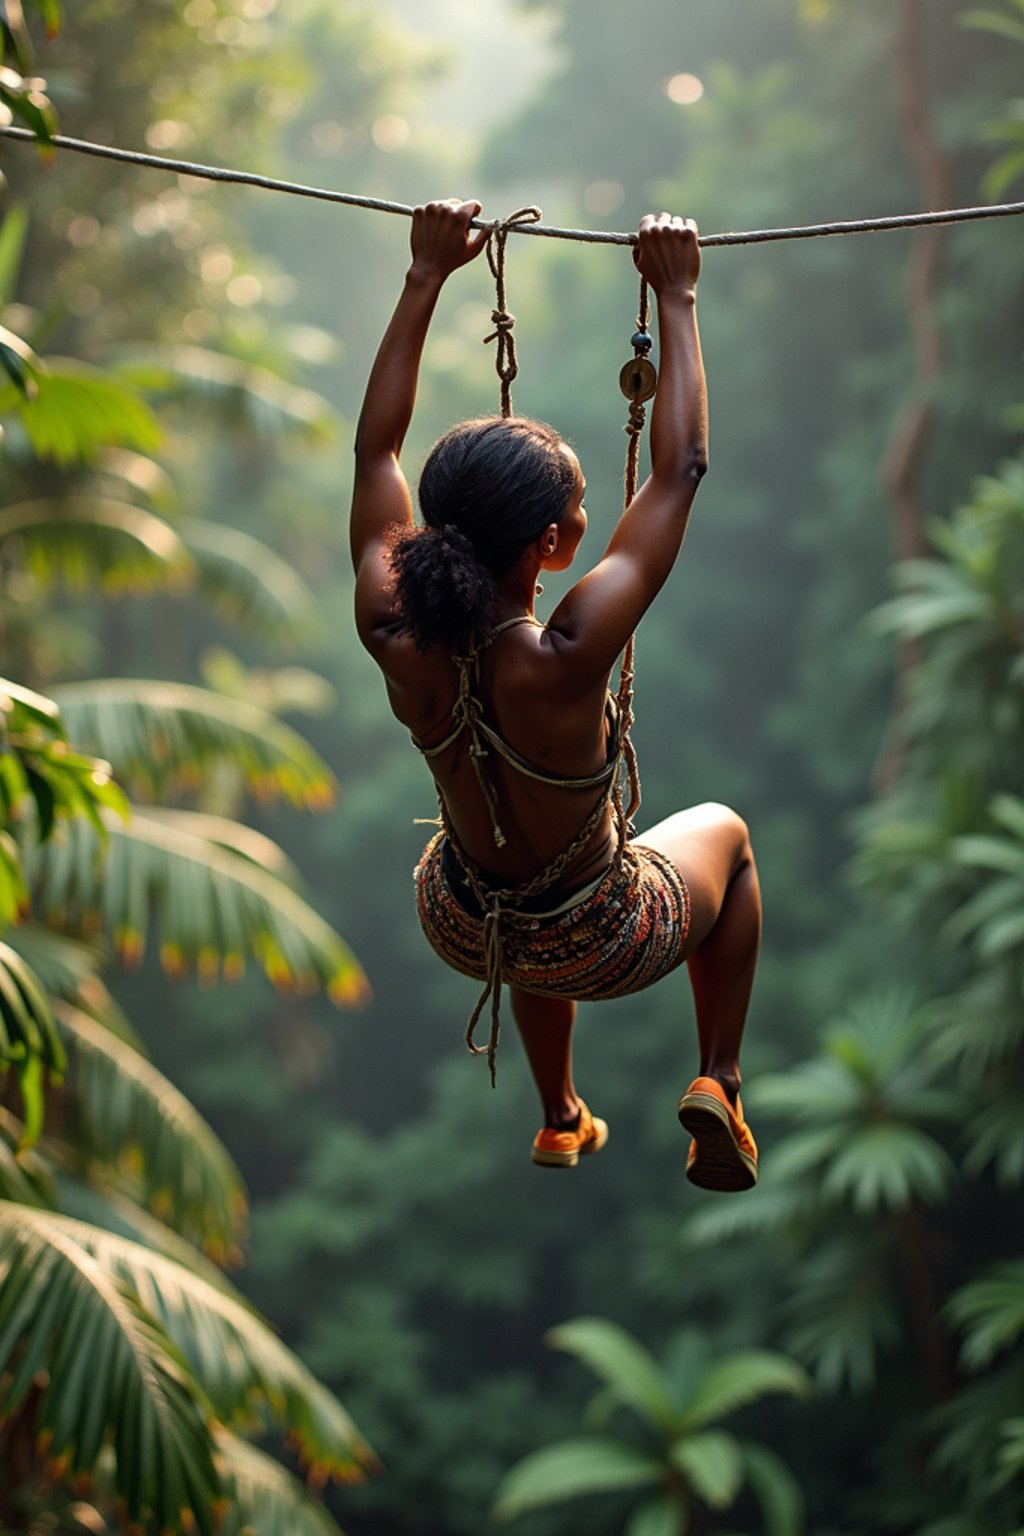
[
  {"xmin": 677, "ymin": 1091, "xmax": 758, "ymax": 1192},
  {"xmin": 531, "ymin": 1118, "xmax": 609, "ymax": 1168}
]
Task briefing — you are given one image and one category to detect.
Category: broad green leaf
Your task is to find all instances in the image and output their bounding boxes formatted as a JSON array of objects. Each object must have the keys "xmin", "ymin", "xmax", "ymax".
[
  {"xmin": 493, "ymin": 1437, "xmax": 664, "ymax": 1520},
  {"xmin": 0, "ymin": 359, "xmax": 161, "ymax": 464},
  {"xmin": 625, "ymin": 1492, "xmax": 687, "ymax": 1536},
  {"xmin": 28, "ymin": 807, "xmax": 370, "ymax": 1003},
  {"xmin": 53, "ymin": 679, "xmax": 337, "ymax": 809},
  {"xmin": 0, "ymin": 1204, "xmax": 218, "ymax": 1533},
  {"xmin": 742, "ymin": 1441, "xmax": 805, "ymax": 1536},
  {"xmin": 0, "ymin": 1204, "xmax": 379, "ymax": 1483},
  {"xmin": 679, "ymin": 1350, "xmax": 811, "ymax": 1430},
  {"xmin": 547, "ymin": 1316, "xmax": 681, "ymax": 1432},
  {"xmin": 57, "ymin": 1001, "xmax": 247, "ymax": 1254},
  {"xmin": 669, "ymin": 1430, "xmax": 744, "ymax": 1508},
  {"xmin": 0, "ymin": 496, "xmax": 191, "ymax": 592}
]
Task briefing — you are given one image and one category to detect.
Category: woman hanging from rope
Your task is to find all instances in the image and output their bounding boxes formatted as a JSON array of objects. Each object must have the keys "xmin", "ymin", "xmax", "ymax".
[{"xmin": 351, "ymin": 198, "xmax": 761, "ymax": 1191}]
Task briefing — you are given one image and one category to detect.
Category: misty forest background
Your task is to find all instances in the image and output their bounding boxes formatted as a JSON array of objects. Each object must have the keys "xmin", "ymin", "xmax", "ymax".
[{"xmin": 1, "ymin": 0, "xmax": 1023, "ymax": 1533}]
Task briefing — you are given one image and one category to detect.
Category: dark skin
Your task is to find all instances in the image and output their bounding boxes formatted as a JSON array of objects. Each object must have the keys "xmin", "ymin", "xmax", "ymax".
[{"xmin": 353, "ymin": 201, "xmax": 760, "ymax": 1130}]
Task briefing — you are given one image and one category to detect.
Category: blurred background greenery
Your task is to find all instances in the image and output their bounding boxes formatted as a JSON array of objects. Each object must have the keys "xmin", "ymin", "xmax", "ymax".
[{"xmin": 1, "ymin": 0, "xmax": 1023, "ymax": 1532}]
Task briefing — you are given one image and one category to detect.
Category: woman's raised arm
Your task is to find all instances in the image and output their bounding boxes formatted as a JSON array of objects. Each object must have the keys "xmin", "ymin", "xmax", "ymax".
[
  {"xmin": 351, "ymin": 200, "xmax": 488, "ymax": 640},
  {"xmin": 546, "ymin": 214, "xmax": 707, "ymax": 679}
]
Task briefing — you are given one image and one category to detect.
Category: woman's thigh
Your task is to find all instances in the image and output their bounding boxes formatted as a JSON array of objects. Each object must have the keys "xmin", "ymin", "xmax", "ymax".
[{"xmin": 635, "ymin": 802, "xmax": 752, "ymax": 955}]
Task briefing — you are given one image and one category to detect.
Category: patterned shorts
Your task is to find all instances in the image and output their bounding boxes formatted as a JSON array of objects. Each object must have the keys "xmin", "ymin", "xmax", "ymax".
[{"xmin": 413, "ymin": 832, "xmax": 691, "ymax": 1001}]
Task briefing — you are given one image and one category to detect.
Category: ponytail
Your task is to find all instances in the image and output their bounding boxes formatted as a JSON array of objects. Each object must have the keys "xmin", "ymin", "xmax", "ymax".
[{"xmin": 389, "ymin": 415, "xmax": 575, "ymax": 652}]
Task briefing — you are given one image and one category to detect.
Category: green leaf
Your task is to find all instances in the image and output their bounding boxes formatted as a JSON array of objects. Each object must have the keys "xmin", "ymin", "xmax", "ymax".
[
  {"xmin": 960, "ymin": 8, "xmax": 1024, "ymax": 42},
  {"xmin": 0, "ymin": 359, "xmax": 161, "ymax": 465},
  {"xmin": 0, "ymin": 319, "xmax": 40, "ymax": 399},
  {"xmin": 0, "ymin": 496, "xmax": 192, "ymax": 592},
  {"xmin": 214, "ymin": 1433, "xmax": 348, "ymax": 1536},
  {"xmin": 0, "ymin": 1204, "xmax": 379, "ymax": 1483},
  {"xmin": 28, "ymin": 807, "xmax": 370, "ymax": 1003},
  {"xmin": 117, "ymin": 344, "xmax": 337, "ymax": 444},
  {"xmin": 179, "ymin": 516, "xmax": 319, "ymax": 641},
  {"xmin": 742, "ymin": 1442, "xmax": 805, "ymax": 1536},
  {"xmin": 0, "ymin": 937, "xmax": 66, "ymax": 1079},
  {"xmin": 821, "ymin": 1123, "xmax": 954, "ymax": 1212},
  {"xmin": 669, "ymin": 1430, "xmax": 744, "ymax": 1509},
  {"xmin": 0, "ymin": 1204, "xmax": 219, "ymax": 1533},
  {"xmin": 493, "ymin": 1437, "xmax": 664, "ymax": 1520},
  {"xmin": 546, "ymin": 1316, "xmax": 682, "ymax": 1432},
  {"xmin": 948, "ymin": 1262, "xmax": 1024, "ymax": 1370},
  {"xmin": 57, "ymin": 1001, "xmax": 247, "ymax": 1254},
  {"xmin": 625, "ymin": 1493, "xmax": 687, "ymax": 1536},
  {"xmin": 53, "ymin": 679, "xmax": 338, "ymax": 810},
  {"xmin": 679, "ymin": 1350, "xmax": 812, "ymax": 1430},
  {"xmin": 0, "ymin": 203, "xmax": 28, "ymax": 303}
]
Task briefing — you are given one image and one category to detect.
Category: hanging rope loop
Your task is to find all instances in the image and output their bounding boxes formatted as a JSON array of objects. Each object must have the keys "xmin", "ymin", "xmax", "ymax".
[{"xmin": 483, "ymin": 206, "xmax": 542, "ymax": 417}]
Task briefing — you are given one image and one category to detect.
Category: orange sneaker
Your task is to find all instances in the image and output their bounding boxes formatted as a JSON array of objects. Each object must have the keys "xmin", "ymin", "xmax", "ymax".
[
  {"xmin": 677, "ymin": 1076, "xmax": 758, "ymax": 1192},
  {"xmin": 531, "ymin": 1100, "xmax": 609, "ymax": 1168}
]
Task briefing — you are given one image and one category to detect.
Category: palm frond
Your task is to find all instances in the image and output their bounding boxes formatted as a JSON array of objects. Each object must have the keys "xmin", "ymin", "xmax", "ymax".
[
  {"xmin": 117, "ymin": 345, "xmax": 336, "ymax": 444},
  {"xmin": 214, "ymin": 1432, "xmax": 348, "ymax": 1536},
  {"xmin": 28, "ymin": 808, "xmax": 370, "ymax": 1003},
  {"xmin": 0, "ymin": 1206, "xmax": 380, "ymax": 1482},
  {"xmin": 54, "ymin": 1173, "xmax": 241, "ymax": 1291},
  {"xmin": 0, "ymin": 1105, "xmax": 54, "ymax": 1205},
  {"xmin": 0, "ymin": 1203, "xmax": 219, "ymax": 1534},
  {"xmin": 55, "ymin": 1001, "xmax": 247, "ymax": 1255},
  {"xmin": 177, "ymin": 516, "xmax": 319, "ymax": 641},
  {"xmin": 0, "ymin": 934, "xmax": 66, "ymax": 1085},
  {"xmin": 948, "ymin": 1262, "xmax": 1024, "ymax": 1371},
  {"xmin": 1, "ymin": 924, "xmax": 137, "ymax": 1042},
  {"xmin": 0, "ymin": 359, "xmax": 162, "ymax": 465},
  {"xmin": 52, "ymin": 679, "xmax": 337, "ymax": 810},
  {"xmin": 0, "ymin": 496, "xmax": 192, "ymax": 593}
]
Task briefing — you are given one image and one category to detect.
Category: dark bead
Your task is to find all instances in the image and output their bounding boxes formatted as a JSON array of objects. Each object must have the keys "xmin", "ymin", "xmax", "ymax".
[{"xmin": 631, "ymin": 330, "xmax": 653, "ymax": 353}]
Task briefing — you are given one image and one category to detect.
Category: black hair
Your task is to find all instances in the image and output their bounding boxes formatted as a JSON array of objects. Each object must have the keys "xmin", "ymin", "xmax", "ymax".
[{"xmin": 389, "ymin": 416, "xmax": 576, "ymax": 652}]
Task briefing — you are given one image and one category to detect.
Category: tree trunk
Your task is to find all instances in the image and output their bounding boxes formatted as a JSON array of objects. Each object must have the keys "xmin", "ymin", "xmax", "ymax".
[{"xmin": 875, "ymin": 0, "xmax": 954, "ymax": 792}]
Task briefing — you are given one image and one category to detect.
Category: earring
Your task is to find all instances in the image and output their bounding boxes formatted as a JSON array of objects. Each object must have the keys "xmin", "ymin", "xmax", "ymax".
[{"xmin": 535, "ymin": 582, "xmax": 544, "ymax": 595}]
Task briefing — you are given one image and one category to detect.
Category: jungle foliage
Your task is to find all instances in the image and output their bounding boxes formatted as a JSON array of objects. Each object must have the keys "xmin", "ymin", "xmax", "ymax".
[{"xmin": 1, "ymin": 0, "xmax": 1023, "ymax": 1533}]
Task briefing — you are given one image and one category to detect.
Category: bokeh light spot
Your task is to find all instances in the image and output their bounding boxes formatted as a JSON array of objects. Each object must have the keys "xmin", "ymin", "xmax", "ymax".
[{"xmin": 665, "ymin": 72, "xmax": 704, "ymax": 105}]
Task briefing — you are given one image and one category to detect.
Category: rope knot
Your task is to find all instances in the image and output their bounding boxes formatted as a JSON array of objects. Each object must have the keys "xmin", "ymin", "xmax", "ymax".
[{"xmin": 484, "ymin": 206, "xmax": 541, "ymax": 417}]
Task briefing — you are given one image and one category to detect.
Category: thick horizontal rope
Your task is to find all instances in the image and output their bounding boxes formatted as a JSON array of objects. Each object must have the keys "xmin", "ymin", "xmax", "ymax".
[{"xmin": 3, "ymin": 124, "xmax": 1024, "ymax": 247}]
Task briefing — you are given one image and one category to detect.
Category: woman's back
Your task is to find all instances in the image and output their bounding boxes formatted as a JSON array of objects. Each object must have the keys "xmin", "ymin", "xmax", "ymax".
[{"xmin": 377, "ymin": 618, "xmax": 619, "ymax": 889}]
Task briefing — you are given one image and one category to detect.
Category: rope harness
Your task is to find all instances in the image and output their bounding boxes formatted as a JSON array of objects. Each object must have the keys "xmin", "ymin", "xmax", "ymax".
[{"xmin": 416, "ymin": 244, "xmax": 656, "ymax": 1083}]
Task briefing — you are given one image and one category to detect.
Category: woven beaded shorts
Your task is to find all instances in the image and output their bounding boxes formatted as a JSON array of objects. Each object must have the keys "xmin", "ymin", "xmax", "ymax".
[{"xmin": 413, "ymin": 831, "xmax": 691, "ymax": 1001}]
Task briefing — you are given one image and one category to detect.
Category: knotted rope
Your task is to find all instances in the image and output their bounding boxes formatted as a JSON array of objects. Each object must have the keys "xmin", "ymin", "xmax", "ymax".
[
  {"xmin": 613, "ymin": 274, "xmax": 656, "ymax": 827},
  {"xmin": 483, "ymin": 207, "xmax": 541, "ymax": 417}
]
